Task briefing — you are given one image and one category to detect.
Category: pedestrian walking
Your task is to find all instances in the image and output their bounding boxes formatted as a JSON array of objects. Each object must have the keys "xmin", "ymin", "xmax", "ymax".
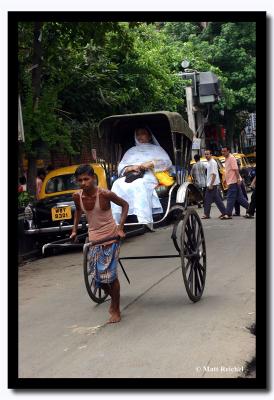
[
  {"xmin": 70, "ymin": 164, "xmax": 129, "ymax": 323},
  {"xmin": 190, "ymin": 154, "xmax": 207, "ymax": 208},
  {"xmin": 221, "ymin": 146, "xmax": 249, "ymax": 218},
  {"xmin": 202, "ymin": 150, "xmax": 229, "ymax": 219},
  {"xmin": 245, "ymin": 174, "xmax": 256, "ymax": 219},
  {"xmin": 233, "ymin": 178, "xmax": 248, "ymax": 216}
]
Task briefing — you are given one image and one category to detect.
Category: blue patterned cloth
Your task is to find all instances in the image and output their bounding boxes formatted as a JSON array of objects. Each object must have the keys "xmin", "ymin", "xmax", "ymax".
[{"xmin": 87, "ymin": 242, "xmax": 120, "ymax": 288}]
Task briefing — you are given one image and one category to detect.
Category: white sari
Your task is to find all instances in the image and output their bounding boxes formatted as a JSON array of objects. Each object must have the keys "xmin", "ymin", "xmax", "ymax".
[{"xmin": 111, "ymin": 132, "xmax": 172, "ymax": 224}]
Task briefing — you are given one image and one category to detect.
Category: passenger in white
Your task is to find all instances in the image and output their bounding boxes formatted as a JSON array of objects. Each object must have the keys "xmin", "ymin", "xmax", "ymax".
[{"xmin": 111, "ymin": 127, "xmax": 172, "ymax": 224}]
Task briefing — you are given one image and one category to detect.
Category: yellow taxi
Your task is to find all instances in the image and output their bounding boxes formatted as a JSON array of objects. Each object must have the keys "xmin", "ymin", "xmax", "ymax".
[
  {"xmin": 219, "ymin": 153, "xmax": 251, "ymax": 168},
  {"xmin": 24, "ymin": 163, "xmax": 108, "ymax": 237},
  {"xmin": 245, "ymin": 152, "xmax": 256, "ymax": 168}
]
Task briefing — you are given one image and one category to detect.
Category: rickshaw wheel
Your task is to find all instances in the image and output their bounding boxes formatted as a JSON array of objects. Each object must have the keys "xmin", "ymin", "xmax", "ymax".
[
  {"xmin": 83, "ymin": 241, "xmax": 109, "ymax": 304},
  {"xmin": 180, "ymin": 208, "xmax": 206, "ymax": 302}
]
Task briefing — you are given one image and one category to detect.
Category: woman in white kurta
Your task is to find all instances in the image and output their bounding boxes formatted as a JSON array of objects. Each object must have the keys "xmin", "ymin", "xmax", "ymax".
[{"xmin": 111, "ymin": 127, "xmax": 172, "ymax": 224}]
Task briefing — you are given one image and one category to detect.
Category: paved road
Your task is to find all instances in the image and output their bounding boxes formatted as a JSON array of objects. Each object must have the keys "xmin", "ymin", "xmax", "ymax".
[{"xmin": 19, "ymin": 199, "xmax": 255, "ymax": 378}]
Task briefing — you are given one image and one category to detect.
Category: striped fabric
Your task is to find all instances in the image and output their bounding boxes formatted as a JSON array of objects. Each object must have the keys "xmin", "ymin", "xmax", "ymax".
[{"xmin": 87, "ymin": 242, "xmax": 120, "ymax": 288}]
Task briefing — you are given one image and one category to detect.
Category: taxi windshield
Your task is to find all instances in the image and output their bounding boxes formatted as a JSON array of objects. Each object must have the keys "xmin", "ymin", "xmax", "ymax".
[{"xmin": 45, "ymin": 174, "xmax": 79, "ymax": 194}]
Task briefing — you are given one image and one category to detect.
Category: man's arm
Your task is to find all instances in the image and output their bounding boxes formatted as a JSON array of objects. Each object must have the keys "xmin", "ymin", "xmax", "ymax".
[
  {"xmin": 70, "ymin": 193, "xmax": 83, "ymax": 240},
  {"xmin": 106, "ymin": 191, "xmax": 129, "ymax": 237},
  {"xmin": 208, "ymin": 162, "xmax": 216, "ymax": 189},
  {"xmin": 231, "ymin": 157, "xmax": 241, "ymax": 184},
  {"xmin": 209, "ymin": 173, "xmax": 216, "ymax": 188}
]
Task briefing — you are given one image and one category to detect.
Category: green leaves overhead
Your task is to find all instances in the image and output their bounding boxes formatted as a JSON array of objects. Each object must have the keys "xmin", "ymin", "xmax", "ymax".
[{"xmin": 18, "ymin": 21, "xmax": 256, "ymax": 157}]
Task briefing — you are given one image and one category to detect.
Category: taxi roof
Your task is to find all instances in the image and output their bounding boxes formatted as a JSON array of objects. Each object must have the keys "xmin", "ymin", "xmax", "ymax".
[{"xmin": 44, "ymin": 163, "xmax": 103, "ymax": 180}]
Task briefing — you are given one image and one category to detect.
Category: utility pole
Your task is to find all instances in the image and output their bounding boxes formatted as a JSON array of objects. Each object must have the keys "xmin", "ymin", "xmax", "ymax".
[
  {"xmin": 179, "ymin": 62, "xmax": 222, "ymax": 158},
  {"xmin": 185, "ymin": 86, "xmax": 196, "ymax": 134},
  {"xmin": 185, "ymin": 86, "xmax": 201, "ymax": 158}
]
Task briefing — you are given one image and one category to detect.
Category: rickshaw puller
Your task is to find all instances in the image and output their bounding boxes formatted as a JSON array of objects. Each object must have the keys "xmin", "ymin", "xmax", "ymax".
[{"xmin": 70, "ymin": 164, "xmax": 129, "ymax": 323}]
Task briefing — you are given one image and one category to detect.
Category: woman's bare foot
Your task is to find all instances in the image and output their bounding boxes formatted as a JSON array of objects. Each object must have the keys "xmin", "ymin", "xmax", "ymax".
[{"xmin": 108, "ymin": 311, "xmax": 121, "ymax": 323}]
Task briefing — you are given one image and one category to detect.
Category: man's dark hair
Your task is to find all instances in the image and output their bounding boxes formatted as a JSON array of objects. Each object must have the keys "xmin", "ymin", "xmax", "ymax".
[
  {"xmin": 74, "ymin": 164, "xmax": 94, "ymax": 178},
  {"xmin": 222, "ymin": 145, "xmax": 231, "ymax": 152},
  {"xmin": 204, "ymin": 149, "xmax": 212, "ymax": 154},
  {"xmin": 37, "ymin": 168, "xmax": 46, "ymax": 177},
  {"xmin": 194, "ymin": 154, "xmax": 200, "ymax": 162},
  {"xmin": 19, "ymin": 176, "xmax": 26, "ymax": 185}
]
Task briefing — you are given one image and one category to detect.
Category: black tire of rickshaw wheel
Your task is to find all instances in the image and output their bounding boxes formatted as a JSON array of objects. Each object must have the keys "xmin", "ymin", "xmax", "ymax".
[
  {"xmin": 83, "ymin": 239, "xmax": 109, "ymax": 304},
  {"xmin": 180, "ymin": 209, "xmax": 206, "ymax": 303}
]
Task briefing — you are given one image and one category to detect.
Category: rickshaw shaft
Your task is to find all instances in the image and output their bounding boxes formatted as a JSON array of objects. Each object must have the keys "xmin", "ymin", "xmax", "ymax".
[
  {"xmin": 119, "ymin": 254, "xmax": 180, "ymax": 260},
  {"xmin": 118, "ymin": 255, "xmax": 180, "ymax": 285},
  {"xmin": 117, "ymin": 260, "xmax": 131, "ymax": 284}
]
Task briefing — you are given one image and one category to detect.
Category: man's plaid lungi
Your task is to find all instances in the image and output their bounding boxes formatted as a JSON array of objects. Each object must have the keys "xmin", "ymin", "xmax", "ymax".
[{"xmin": 87, "ymin": 242, "xmax": 120, "ymax": 287}]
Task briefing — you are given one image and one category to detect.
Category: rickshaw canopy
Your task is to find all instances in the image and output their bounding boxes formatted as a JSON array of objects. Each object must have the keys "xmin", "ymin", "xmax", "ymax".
[
  {"xmin": 98, "ymin": 111, "xmax": 194, "ymax": 142},
  {"xmin": 98, "ymin": 111, "xmax": 194, "ymax": 186}
]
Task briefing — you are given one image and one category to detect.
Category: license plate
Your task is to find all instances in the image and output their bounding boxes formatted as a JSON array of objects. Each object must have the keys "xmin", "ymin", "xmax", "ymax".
[{"xmin": 51, "ymin": 206, "xmax": 72, "ymax": 221}]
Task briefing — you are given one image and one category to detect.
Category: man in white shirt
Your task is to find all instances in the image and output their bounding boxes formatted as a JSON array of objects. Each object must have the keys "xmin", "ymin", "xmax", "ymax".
[
  {"xmin": 202, "ymin": 150, "xmax": 229, "ymax": 219},
  {"xmin": 190, "ymin": 154, "xmax": 207, "ymax": 208}
]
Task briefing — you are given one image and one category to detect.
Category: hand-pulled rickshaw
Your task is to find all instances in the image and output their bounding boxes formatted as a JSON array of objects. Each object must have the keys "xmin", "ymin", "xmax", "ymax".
[
  {"xmin": 82, "ymin": 111, "xmax": 207, "ymax": 304},
  {"xmin": 41, "ymin": 111, "xmax": 206, "ymax": 304}
]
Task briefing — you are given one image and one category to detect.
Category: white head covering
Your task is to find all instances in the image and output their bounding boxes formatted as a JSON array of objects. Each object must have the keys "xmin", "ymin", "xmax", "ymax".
[
  {"xmin": 134, "ymin": 126, "xmax": 161, "ymax": 147},
  {"xmin": 118, "ymin": 127, "xmax": 172, "ymax": 175}
]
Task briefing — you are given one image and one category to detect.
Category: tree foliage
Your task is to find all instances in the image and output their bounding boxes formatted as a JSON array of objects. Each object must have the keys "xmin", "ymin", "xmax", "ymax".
[{"xmin": 18, "ymin": 20, "xmax": 256, "ymax": 162}]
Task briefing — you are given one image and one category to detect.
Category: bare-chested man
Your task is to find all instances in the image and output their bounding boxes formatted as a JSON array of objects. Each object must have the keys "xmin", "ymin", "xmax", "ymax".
[{"xmin": 70, "ymin": 164, "xmax": 128, "ymax": 323}]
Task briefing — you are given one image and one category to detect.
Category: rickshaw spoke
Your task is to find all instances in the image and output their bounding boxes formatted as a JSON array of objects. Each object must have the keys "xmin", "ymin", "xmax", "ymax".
[
  {"xmin": 184, "ymin": 252, "xmax": 197, "ymax": 259},
  {"xmin": 198, "ymin": 262, "xmax": 206, "ymax": 273},
  {"xmin": 191, "ymin": 214, "xmax": 198, "ymax": 245},
  {"xmin": 194, "ymin": 267, "xmax": 198, "ymax": 296},
  {"xmin": 184, "ymin": 239, "xmax": 193, "ymax": 255},
  {"xmin": 99, "ymin": 288, "xmax": 102, "ymax": 298},
  {"xmin": 196, "ymin": 264, "xmax": 205, "ymax": 285},
  {"xmin": 185, "ymin": 225, "xmax": 195, "ymax": 251},
  {"xmin": 184, "ymin": 259, "xmax": 192, "ymax": 273},
  {"xmin": 188, "ymin": 264, "xmax": 194, "ymax": 291},
  {"xmin": 196, "ymin": 236, "xmax": 203, "ymax": 250},
  {"xmin": 196, "ymin": 225, "xmax": 201, "ymax": 248},
  {"xmin": 195, "ymin": 265, "xmax": 202, "ymax": 293}
]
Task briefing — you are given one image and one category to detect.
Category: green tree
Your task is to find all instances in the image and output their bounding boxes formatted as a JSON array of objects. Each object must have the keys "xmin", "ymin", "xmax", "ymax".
[
  {"xmin": 162, "ymin": 21, "xmax": 256, "ymax": 145},
  {"xmin": 18, "ymin": 21, "xmax": 128, "ymax": 194}
]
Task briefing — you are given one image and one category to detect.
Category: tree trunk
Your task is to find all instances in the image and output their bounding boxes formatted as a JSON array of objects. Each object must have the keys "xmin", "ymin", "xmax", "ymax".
[
  {"xmin": 27, "ymin": 157, "xmax": 37, "ymax": 196},
  {"xmin": 27, "ymin": 22, "xmax": 44, "ymax": 196},
  {"xmin": 32, "ymin": 22, "xmax": 43, "ymax": 110}
]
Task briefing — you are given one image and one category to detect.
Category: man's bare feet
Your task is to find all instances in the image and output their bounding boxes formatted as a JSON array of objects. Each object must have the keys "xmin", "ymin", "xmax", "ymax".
[
  {"xmin": 109, "ymin": 303, "xmax": 114, "ymax": 315},
  {"xmin": 108, "ymin": 311, "xmax": 121, "ymax": 323}
]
